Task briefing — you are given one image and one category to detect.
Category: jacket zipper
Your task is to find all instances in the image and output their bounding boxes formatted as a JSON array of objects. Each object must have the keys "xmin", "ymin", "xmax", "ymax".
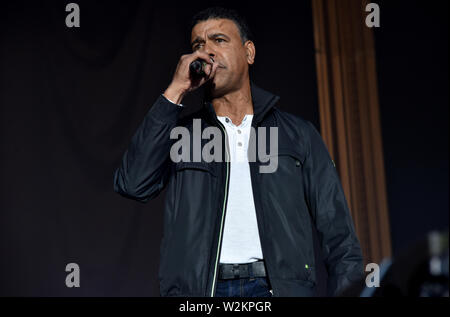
[{"xmin": 210, "ymin": 119, "xmax": 230, "ymax": 297}]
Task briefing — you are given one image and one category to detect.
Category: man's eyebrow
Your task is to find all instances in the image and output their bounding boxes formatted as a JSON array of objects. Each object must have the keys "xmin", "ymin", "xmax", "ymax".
[
  {"xmin": 208, "ymin": 33, "xmax": 230, "ymax": 40},
  {"xmin": 191, "ymin": 33, "xmax": 231, "ymax": 46}
]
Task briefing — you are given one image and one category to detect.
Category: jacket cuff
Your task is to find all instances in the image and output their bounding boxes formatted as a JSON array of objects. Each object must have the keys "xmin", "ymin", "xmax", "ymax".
[
  {"xmin": 162, "ymin": 93, "xmax": 184, "ymax": 107},
  {"xmin": 148, "ymin": 94, "xmax": 184, "ymax": 122}
]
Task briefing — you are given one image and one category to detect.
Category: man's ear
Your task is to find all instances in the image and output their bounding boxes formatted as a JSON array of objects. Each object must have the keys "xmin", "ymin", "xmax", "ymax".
[{"xmin": 245, "ymin": 40, "xmax": 256, "ymax": 65}]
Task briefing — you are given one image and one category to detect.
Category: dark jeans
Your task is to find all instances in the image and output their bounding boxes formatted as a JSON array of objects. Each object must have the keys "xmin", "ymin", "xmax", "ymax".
[{"xmin": 214, "ymin": 277, "xmax": 273, "ymax": 297}]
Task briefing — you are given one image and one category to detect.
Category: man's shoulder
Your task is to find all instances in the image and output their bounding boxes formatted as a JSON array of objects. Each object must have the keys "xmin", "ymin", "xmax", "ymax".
[{"xmin": 272, "ymin": 107, "xmax": 317, "ymax": 135}]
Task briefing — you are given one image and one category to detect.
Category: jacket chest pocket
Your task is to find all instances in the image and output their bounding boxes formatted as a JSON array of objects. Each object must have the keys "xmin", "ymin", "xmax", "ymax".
[
  {"xmin": 172, "ymin": 161, "xmax": 218, "ymax": 217},
  {"xmin": 258, "ymin": 147, "xmax": 305, "ymax": 175}
]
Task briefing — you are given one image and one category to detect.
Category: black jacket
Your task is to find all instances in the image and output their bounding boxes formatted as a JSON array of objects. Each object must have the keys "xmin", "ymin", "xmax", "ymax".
[{"xmin": 113, "ymin": 82, "xmax": 364, "ymax": 297}]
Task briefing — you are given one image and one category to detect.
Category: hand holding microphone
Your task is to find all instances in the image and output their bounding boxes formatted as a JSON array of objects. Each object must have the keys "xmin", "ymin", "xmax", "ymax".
[{"xmin": 163, "ymin": 51, "xmax": 218, "ymax": 105}]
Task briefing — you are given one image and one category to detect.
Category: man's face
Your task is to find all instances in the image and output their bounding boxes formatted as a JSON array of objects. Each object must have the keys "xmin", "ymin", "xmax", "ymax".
[{"xmin": 191, "ymin": 18, "xmax": 254, "ymax": 97}]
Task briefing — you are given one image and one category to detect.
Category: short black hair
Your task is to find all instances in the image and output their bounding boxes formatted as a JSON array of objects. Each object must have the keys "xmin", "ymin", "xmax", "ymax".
[{"xmin": 190, "ymin": 7, "xmax": 253, "ymax": 43}]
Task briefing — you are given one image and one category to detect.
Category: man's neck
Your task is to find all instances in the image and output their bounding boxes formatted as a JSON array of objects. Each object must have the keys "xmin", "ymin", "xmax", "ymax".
[{"xmin": 212, "ymin": 82, "xmax": 253, "ymax": 126}]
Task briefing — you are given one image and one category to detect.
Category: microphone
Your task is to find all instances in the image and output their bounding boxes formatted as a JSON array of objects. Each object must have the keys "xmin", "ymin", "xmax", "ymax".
[{"xmin": 189, "ymin": 59, "xmax": 207, "ymax": 78}]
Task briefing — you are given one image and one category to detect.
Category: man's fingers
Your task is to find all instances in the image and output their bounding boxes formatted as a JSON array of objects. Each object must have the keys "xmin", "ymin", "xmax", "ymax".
[
  {"xmin": 204, "ymin": 63, "xmax": 212, "ymax": 76},
  {"xmin": 193, "ymin": 51, "xmax": 214, "ymax": 65},
  {"xmin": 207, "ymin": 62, "xmax": 219, "ymax": 80}
]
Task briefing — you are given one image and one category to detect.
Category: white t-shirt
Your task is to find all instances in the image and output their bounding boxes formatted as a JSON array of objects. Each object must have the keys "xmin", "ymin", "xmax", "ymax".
[{"xmin": 217, "ymin": 114, "xmax": 264, "ymax": 264}]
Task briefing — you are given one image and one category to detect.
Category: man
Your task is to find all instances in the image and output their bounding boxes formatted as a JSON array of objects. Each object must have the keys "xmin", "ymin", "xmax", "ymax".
[{"xmin": 113, "ymin": 7, "xmax": 364, "ymax": 297}]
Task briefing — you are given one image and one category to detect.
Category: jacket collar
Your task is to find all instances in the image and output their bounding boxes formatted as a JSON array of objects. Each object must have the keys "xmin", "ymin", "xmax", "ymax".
[{"xmin": 203, "ymin": 81, "xmax": 280, "ymax": 126}]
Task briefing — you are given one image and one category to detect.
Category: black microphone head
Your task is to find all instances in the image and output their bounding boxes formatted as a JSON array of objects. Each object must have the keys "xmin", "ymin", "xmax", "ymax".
[{"xmin": 190, "ymin": 59, "xmax": 206, "ymax": 77}]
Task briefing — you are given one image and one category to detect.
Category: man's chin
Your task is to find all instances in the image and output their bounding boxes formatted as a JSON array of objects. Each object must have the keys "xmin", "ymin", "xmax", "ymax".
[{"xmin": 205, "ymin": 79, "xmax": 225, "ymax": 98}]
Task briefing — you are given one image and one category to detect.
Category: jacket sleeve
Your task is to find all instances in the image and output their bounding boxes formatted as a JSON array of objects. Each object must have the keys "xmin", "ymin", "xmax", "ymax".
[
  {"xmin": 303, "ymin": 121, "xmax": 364, "ymax": 296},
  {"xmin": 113, "ymin": 94, "xmax": 183, "ymax": 203}
]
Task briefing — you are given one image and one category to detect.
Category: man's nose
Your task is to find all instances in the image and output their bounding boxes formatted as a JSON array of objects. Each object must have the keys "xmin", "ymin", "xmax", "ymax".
[{"xmin": 200, "ymin": 42, "xmax": 216, "ymax": 59}]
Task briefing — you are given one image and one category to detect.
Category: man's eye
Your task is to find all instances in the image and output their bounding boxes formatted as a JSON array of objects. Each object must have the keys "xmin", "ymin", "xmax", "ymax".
[{"xmin": 216, "ymin": 38, "xmax": 225, "ymax": 43}]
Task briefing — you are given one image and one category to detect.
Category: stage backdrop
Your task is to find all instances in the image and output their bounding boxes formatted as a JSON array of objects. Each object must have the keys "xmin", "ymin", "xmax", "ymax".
[{"xmin": 0, "ymin": 0, "xmax": 321, "ymax": 296}]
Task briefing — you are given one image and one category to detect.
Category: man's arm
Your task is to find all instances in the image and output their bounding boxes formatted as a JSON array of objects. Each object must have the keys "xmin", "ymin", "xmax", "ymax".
[
  {"xmin": 113, "ymin": 50, "xmax": 219, "ymax": 203},
  {"xmin": 303, "ymin": 121, "xmax": 364, "ymax": 296},
  {"xmin": 113, "ymin": 95, "xmax": 183, "ymax": 203}
]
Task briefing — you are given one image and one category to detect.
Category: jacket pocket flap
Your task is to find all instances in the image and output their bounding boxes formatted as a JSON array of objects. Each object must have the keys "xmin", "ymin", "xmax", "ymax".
[
  {"xmin": 260, "ymin": 147, "xmax": 305, "ymax": 165},
  {"xmin": 175, "ymin": 161, "xmax": 217, "ymax": 177}
]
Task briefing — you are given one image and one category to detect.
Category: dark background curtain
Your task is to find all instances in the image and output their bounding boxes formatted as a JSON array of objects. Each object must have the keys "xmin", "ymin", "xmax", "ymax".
[
  {"xmin": 374, "ymin": 0, "xmax": 448, "ymax": 255},
  {"xmin": 0, "ymin": 0, "xmax": 320, "ymax": 296}
]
